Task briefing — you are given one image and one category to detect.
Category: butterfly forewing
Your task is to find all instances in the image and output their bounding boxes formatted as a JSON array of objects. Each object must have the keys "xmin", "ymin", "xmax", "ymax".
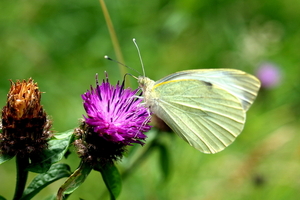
[{"xmin": 155, "ymin": 69, "xmax": 261, "ymax": 111}]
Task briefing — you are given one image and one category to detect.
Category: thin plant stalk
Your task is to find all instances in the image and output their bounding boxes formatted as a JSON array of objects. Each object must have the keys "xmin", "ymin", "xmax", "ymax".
[
  {"xmin": 13, "ymin": 155, "xmax": 29, "ymax": 200},
  {"xmin": 99, "ymin": 0, "xmax": 128, "ymax": 78}
]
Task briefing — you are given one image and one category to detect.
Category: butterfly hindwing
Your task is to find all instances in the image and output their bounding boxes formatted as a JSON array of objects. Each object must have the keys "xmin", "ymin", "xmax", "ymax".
[{"xmin": 150, "ymin": 79, "xmax": 246, "ymax": 153}]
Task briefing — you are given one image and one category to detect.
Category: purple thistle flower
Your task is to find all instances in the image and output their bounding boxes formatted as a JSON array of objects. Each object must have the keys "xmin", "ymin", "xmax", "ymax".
[{"xmin": 81, "ymin": 73, "xmax": 151, "ymax": 146}]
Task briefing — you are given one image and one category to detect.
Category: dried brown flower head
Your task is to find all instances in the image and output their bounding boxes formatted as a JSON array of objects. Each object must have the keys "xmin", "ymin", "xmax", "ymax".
[{"xmin": 0, "ymin": 78, "xmax": 52, "ymax": 156}]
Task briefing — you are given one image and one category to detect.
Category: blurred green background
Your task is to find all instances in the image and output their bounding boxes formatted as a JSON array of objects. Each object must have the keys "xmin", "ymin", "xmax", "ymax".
[{"xmin": 1, "ymin": 0, "xmax": 300, "ymax": 199}]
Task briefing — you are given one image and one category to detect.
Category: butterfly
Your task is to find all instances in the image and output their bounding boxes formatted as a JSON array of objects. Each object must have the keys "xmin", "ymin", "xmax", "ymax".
[
  {"xmin": 105, "ymin": 39, "xmax": 261, "ymax": 153},
  {"xmin": 138, "ymin": 69, "xmax": 260, "ymax": 154}
]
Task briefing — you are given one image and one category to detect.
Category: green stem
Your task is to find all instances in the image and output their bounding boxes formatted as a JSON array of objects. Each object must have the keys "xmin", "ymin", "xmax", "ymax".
[
  {"xmin": 121, "ymin": 130, "xmax": 159, "ymax": 180},
  {"xmin": 122, "ymin": 142, "xmax": 155, "ymax": 180},
  {"xmin": 13, "ymin": 155, "xmax": 29, "ymax": 200},
  {"xmin": 99, "ymin": 0, "xmax": 127, "ymax": 78},
  {"xmin": 98, "ymin": 131, "xmax": 159, "ymax": 199}
]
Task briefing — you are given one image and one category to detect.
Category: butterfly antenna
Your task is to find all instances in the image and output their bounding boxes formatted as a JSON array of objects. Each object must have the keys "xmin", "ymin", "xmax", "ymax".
[
  {"xmin": 104, "ymin": 55, "xmax": 141, "ymax": 77},
  {"xmin": 133, "ymin": 38, "xmax": 146, "ymax": 77}
]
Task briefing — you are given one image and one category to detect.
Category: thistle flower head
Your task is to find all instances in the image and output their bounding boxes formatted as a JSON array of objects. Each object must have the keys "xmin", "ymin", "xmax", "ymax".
[
  {"xmin": 75, "ymin": 73, "xmax": 151, "ymax": 164},
  {"xmin": 0, "ymin": 78, "xmax": 52, "ymax": 156}
]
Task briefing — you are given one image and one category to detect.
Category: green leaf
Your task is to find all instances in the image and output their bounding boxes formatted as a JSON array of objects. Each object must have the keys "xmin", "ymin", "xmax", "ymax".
[
  {"xmin": 157, "ymin": 143, "xmax": 171, "ymax": 181},
  {"xmin": 27, "ymin": 130, "xmax": 74, "ymax": 173},
  {"xmin": 0, "ymin": 153, "xmax": 14, "ymax": 165},
  {"xmin": 0, "ymin": 195, "xmax": 7, "ymax": 200},
  {"xmin": 43, "ymin": 195, "xmax": 56, "ymax": 200},
  {"xmin": 96, "ymin": 164, "xmax": 122, "ymax": 200},
  {"xmin": 57, "ymin": 161, "xmax": 92, "ymax": 200},
  {"xmin": 21, "ymin": 163, "xmax": 71, "ymax": 200}
]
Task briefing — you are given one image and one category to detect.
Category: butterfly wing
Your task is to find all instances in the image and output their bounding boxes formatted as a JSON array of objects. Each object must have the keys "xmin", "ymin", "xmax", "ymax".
[
  {"xmin": 155, "ymin": 69, "xmax": 261, "ymax": 111},
  {"xmin": 148, "ymin": 69, "xmax": 260, "ymax": 153}
]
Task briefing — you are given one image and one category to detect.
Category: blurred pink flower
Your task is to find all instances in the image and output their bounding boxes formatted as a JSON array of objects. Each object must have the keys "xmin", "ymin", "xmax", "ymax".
[{"xmin": 256, "ymin": 63, "xmax": 281, "ymax": 88}]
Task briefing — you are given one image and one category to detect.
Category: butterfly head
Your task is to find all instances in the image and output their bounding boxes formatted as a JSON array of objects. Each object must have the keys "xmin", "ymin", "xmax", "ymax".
[{"xmin": 137, "ymin": 76, "xmax": 155, "ymax": 93}]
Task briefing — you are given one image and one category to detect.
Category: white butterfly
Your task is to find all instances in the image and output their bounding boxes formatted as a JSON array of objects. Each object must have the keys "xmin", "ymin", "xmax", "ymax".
[
  {"xmin": 138, "ymin": 69, "xmax": 260, "ymax": 154},
  {"xmin": 105, "ymin": 39, "xmax": 261, "ymax": 154}
]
